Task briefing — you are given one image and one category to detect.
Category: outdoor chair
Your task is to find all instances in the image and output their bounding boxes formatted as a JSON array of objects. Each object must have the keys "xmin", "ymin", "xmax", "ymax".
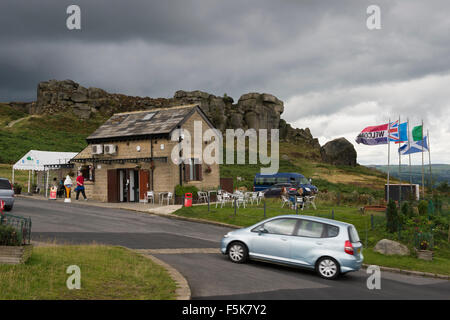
[
  {"xmin": 197, "ymin": 191, "xmax": 208, "ymax": 204},
  {"xmin": 244, "ymin": 192, "xmax": 253, "ymax": 204},
  {"xmin": 304, "ymin": 196, "xmax": 317, "ymax": 210},
  {"xmin": 216, "ymin": 194, "xmax": 227, "ymax": 208},
  {"xmin": 256, "ymin": 192, "xmax": 264, "ymax": 205},
  {"xmin": 235, "ymin": 194, "xmax": 247, "ymax": 208},
  {"xmin": 281, "ymin": 195, "xmax": 290, "ymax": 208},
  {"xmin": 162, "ymin": 192, "xmax": 173, "ymax": 205},
  {"xmin": 147, "ymin": 191, "xmax": 155, "ymax": 204}
]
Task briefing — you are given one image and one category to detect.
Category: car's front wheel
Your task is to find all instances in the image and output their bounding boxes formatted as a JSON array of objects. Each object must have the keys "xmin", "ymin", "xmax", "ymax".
[
  {"xmin": 316, "ymin": 257, "xmax": 340, "ymax": 280},
  {"xmin": 228, "ymin": 242, "xmax": 248, "ymax": 263}
]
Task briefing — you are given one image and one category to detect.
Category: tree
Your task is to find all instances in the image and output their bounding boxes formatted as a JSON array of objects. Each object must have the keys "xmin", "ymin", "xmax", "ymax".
[
  {"xmin": 436, "ymin": 181, "xmax": 449, "ymax": 193},
  {"xmin": 386, "ymin": 200, "xmax": 398, "ymax": 233}
]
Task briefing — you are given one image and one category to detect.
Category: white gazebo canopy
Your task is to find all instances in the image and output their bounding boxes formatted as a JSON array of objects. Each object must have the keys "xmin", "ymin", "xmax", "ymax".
[
  {"xmin": 12, "ymin": 150, "xmax": 78, "ymax": 195},
  {"xmin": 13, "ymin": 150, "xmax": 78, "ymax": 171}
]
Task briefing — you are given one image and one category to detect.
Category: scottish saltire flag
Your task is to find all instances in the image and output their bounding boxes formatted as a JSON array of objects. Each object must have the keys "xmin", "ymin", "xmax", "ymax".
[
  {"xmin": 398, "ymin": 136, "xmax": 428, "ymax": 155},
  {"xmin": 356, "ymin": 121, "xmax": 401, "ymax": 145}
]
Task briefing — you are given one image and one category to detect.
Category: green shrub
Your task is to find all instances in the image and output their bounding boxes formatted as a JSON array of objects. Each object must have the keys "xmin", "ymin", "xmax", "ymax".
[
  {"xmin": 418, "ymin": 200, "xmax": 428, "ymax": 216},
  {"xmin": 0, "ymin": 224, "xmax": 22, "ymax": 246},
  {"xmin": 436, "ymin": 181, "xmax": 449, "ymax": 193},
  {"xmin": 401, "ymin": 201, "xmax": 414, "ymax": 218},
  {"xmin": 386, "ymin": 200, "xmax": 399, "ymax": 233},
  {"xmin": 174, "ymin": 185, "xmax": 199, "ymax": 197}
]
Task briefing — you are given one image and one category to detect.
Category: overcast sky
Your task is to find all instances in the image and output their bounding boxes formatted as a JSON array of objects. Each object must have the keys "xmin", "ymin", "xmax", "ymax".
[{"xmin": 1, "ymin": 0, "xmax": 449, "ymax": 165}]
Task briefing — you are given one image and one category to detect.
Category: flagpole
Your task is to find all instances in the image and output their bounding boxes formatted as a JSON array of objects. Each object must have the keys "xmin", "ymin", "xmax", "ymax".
[
  {"xmin": 407, "ymin": 118, "xmax": 413, "ymax": 198},
  {"xmin": 387, "ymin": 118, "xmax": 391, "ymax": 203},
  {"xmin": 427, "ymin": 129, "xmax": 433, "ymax": 196},
  {"xmin": 398, "ymin": 116, "xmax": 402, "ymax": 204},
  {"xmin": 421, "ymin": 120, "xmax": 425, "ymax": 199}
]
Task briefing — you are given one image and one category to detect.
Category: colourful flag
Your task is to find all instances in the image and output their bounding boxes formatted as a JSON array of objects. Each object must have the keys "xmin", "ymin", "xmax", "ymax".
[
  {"xmin": 356, "ymin": 121, "xmax": 398, "ymax": 145},
  {"xmin": 397, "ymin": 122, "xmax": 408, "ymax": 143},
  {"xmin": 412, "ymin": 125, "xmax": 423, "ymax": 141},
  {"xmin": 398, "ymin": 136, "xmax": 428, "ymax": 155},
  {"xmin": 389, "ymin": 121, "xmax": 408, "ymax": 143}
]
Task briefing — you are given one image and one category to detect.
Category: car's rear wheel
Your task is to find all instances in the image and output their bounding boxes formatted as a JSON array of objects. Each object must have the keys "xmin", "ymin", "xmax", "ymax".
[
  {"xmin": 4, "ymin": 205, "xmax": 12, "ymax": 211},
  {"xmin": 316, "ymin": 257, "xmax": 340, "ymax": 280},
  {"xmin": 228, "ymin": 242, "xmax": 248, "ymax": 263}
]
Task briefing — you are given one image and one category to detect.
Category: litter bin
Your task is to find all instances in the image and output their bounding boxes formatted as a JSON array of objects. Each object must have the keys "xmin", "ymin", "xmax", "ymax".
[{"xmin": 184, "ymin": 193, "xmax": 192, "ymax": 207}]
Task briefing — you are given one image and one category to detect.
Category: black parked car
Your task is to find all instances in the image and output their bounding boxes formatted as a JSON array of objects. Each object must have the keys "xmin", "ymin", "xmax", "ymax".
[
  {"xmin": 262, "ymin": 183, "xmax": 297, "ymax": 198},
  {"xmin": 262, "ymin": 183, "xmax": 316, "ymax": 198}
]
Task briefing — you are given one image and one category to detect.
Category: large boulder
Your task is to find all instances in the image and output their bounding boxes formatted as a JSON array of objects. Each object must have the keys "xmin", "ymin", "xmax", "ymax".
[
  {"xmin": 320, "ymin": 137, "xmax": 357, "ymax": 166},
  {"xmin": 374, "ymin": 239, "xmax": 410, "ymax": 256}
]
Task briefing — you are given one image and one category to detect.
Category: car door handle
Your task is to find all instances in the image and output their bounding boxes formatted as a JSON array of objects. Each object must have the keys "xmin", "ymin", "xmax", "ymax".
[
  {"xmin": 281, "ymin": 238, "xmax": 288, "ymax": 241},
  {"xmin": 316, "ymin": 242, "xmax": 323, "ymax": 245}
]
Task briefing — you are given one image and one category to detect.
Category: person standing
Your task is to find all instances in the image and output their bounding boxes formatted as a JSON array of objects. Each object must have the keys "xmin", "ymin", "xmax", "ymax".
[{"xmin": 75, "ymin": 172, "xmax": 88, "ymax": 201}]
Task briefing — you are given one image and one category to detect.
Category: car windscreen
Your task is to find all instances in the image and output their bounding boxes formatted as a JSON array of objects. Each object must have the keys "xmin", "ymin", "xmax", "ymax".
[
  {"xmin": 299, "ymin": 177, "xmax": 309, "ymax": 185},
  {"xmin": 0, "ymin": 180, "xmax": 11, "ymax": 189},
  {"xmin": 348, "ymin": 226, "xmax": 360, "ymax": 243}
]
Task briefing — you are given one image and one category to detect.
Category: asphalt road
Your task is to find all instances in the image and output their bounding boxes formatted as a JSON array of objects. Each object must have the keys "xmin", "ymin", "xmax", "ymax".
[{"xmin": 11, "ymin": 197, "xmax": 450, "ymax": 300}]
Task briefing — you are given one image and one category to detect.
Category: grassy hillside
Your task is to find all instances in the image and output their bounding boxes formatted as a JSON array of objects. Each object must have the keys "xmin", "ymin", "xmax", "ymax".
[
  {"xmin": 0, "ymin": 108, "xmax": 107, "ymax": 164},
  {"xmin": 0, "ymin": 103, "xmax": 28, "ymax": 127}
]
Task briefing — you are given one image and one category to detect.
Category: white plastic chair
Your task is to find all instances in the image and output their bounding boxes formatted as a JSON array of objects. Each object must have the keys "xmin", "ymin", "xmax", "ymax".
[
  {"xmin": 162, "ymin": 192, "xmax": 173, "ymax": 205},
  {"xmin": 256, "ymin": 192, "xmax": 264, "ymax": 205},
  {"xmin": 197, "ymin": 191, "xmax": 208, "ymax": 204},
  {"xmin": 216, "ymin": 194, "xmax": 227, "ymax": 208},
  {"xmin": 304, "ymin": 196, "xmax": 317, "ymax": 210},
  {"xmin": 147, "ymin": 191, "xmax": 155, "ymax": 204},
  {"xmin": 281, "ymin": 195, "xmax": 290, "ymax": 208},
  {"xmin": 235, "ymin": 194, "xmax": 247, "ymax": 208}
]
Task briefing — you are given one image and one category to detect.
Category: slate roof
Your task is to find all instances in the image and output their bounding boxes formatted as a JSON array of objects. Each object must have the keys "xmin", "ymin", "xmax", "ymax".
[{"xmin": 86, "ymin": 104, "xmax": 207, "ymax": 142}]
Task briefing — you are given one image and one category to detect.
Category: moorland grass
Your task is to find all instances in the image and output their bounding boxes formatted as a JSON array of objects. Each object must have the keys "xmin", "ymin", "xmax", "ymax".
[{"xmin": 0, "ymin": 245, "xmax": 177, "ymax": 300}]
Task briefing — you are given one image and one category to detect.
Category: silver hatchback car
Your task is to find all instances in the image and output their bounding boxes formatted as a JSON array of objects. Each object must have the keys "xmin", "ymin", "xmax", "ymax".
[
  {"xmin": 221, "ymin": 215, "xmax": 363, "ymax": 279},
  {"xmin": 0, "ymin": 178, "xmax": 14, "ymax": 211}
]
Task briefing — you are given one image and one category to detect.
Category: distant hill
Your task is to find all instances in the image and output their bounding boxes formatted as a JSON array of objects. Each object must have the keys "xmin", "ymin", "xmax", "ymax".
[{"xmin": 370, "ymin": 164, "xmax": 450, "ymax": 186}]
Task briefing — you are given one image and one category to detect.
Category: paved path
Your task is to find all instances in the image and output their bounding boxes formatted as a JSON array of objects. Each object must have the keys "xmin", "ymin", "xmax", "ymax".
[{"xmin": 13, "ymin": 197, "xmax": 450, "ymax": 300}]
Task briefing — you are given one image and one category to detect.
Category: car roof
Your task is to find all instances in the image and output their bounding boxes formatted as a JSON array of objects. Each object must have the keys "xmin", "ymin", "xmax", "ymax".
[
  {"xmin": 268, "ymin": 214, "xmax": 352, "ymax": 227},
  {"xmin": 255, "ymin": 172, "xmax": 305, "ymax": 178}
]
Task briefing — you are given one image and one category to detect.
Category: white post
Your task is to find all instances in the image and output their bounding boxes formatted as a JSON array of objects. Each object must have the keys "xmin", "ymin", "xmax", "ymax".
[
  {"xmin": 12, "ymin": 167, "xmax": 15, "ymax": 185},
  {"xmin": 386, "ymin": 118, "xmax": 391, "ymax": 203},
  {"xmin": 45, "ymin": 168, "xmax": 49, "ymax": 198},
  {"xmin": 427, "ymin": 130, "xmax": 433, "ymax": 195},
  {"xmin": 407, "ymin": 118, "xmax": 412, "ymax": 196},
  {"xmin": 398, "ymin": 116, "xmax": 402, "ymax": 204},
  {"xmin": 421, "ymin": 120, "xmax": 425, "ymax": 199},
  {"xmin": 28, "ymin": 170, "xmax": 31, "ymax": 193}
]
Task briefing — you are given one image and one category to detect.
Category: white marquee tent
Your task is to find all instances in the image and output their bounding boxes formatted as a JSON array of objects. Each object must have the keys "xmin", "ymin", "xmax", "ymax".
[{"xmin": 12, "ymin": 150, "xmax": 78, "ymax": 195}]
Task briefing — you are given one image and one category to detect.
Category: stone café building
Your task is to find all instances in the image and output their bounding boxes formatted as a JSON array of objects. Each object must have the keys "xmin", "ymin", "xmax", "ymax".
[{"xmin": 71, "ymin": 105, "xmax": 220, "ymax": 203}]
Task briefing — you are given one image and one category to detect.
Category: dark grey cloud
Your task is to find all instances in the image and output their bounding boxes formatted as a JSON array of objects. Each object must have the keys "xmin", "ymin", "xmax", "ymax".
[{"xmin": 2, "ymin": 0, "xmax": 450, "ymax": 102}]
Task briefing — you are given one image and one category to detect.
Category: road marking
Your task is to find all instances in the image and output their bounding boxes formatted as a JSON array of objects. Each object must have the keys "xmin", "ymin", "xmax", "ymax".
[{"xmin": 135, "ymin": 248, "xmax": 219, "ymax": 254}]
